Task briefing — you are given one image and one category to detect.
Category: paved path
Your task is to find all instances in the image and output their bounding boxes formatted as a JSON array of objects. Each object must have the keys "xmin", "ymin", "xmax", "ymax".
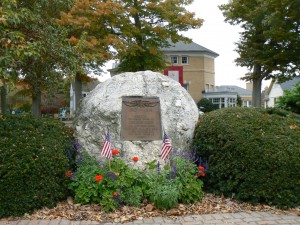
[{"xmin": 1, "ymin": 212, "xmax": 300, "ymax": 225}]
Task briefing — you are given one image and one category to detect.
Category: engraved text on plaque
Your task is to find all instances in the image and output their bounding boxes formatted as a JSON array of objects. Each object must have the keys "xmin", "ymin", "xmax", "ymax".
[{"xmin": 121, "ymin": 97, "xmax": 162, "ymax": 140}]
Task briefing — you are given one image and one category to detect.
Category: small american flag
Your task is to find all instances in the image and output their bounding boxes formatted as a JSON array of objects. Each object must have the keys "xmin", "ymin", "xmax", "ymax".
[
  {"xmin": 161, "ymin": 131, "xmax": 172, "ymax": 160},
  {"xmin": 100, "ymin": 129, "xmax": 112, "ymax": 160}
]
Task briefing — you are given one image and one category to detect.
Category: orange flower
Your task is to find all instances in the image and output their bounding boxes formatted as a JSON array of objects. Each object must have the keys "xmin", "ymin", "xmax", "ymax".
[
  {"xmin": 198, "ymin": 166, "xmax": 205, "ymax": 171},
  {"xmin": 95, "ymin": 174, "xmax": 103, "ymax": 182},
  {"xmin": 65, "ymin": 170, "xmax": 72, "ymax": 178},
  {"xmin": 132, "ymin": 156, "xmax": 139, "ymax": 162},
  {"xmin": 113, "ymin": 192, "xmax": 118, "ymax": 197},
  {"xmin": 112, "ymin": 149, "xmax": 119, "ymax": 155}
]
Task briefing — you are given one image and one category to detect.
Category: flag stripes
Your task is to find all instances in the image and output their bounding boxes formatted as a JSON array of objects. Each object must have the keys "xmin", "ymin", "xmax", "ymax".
[
  {"xmin": 161, "ymin": 131, "xmax": 172, "ymax": 160},
  {"xmin": 100, "ymin": 129, "xmax": 112, "ymax": 160}
]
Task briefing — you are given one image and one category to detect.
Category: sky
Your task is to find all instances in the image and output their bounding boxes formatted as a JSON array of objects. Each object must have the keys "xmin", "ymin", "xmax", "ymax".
[{"xmin": 101, "ymin": 0, "xmax": 270, "ymax": 89}]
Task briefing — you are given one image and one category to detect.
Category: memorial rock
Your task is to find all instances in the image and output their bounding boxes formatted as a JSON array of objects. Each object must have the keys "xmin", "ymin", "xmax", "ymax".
[{"xmin": 74, "ymin": 71, "xmax": 199, "ymax": 168}]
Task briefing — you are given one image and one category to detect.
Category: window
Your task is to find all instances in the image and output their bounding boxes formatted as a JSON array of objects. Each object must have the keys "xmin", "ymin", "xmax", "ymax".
[
  {"xmin": 170, "ymin": 56, "xmax": 178, "ymax": 64},
  {"xmin": 228, "ymin": 98, "xmax": 236, "ymax": 107},
  {"xmin": 182, "ymin": 56, "xmax": 189, "ymax": 64},
  {"xmin": 212, "ymin": 98, "xmax": 220, "ymax": 103}
]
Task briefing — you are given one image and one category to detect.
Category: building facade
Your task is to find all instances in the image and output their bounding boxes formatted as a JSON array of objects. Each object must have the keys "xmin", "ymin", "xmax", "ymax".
[{"xmin": 162, "ymin": 41, "xmax": 219, "ymax": 103}]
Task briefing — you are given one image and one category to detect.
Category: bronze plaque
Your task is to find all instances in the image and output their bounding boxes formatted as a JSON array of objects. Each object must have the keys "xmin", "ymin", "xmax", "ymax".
[{"xmin": 121, "ymin": 96, "xmax": 162, "ymax": 141}]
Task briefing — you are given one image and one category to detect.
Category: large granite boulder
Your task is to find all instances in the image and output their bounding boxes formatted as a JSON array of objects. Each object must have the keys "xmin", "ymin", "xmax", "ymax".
[{"xmin": 74, "ymin": 71, "xmax": 199, "ymax": 168}]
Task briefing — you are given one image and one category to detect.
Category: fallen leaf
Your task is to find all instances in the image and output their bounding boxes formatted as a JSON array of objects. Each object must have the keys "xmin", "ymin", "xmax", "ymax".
[{"xmin": 145, "ymin": 204, "xmax": 154, "ymax": 212}]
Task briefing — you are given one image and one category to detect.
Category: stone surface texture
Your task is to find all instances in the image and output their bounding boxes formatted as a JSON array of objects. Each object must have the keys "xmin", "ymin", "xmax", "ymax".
[{"xmin": 74, "ymin": 71, "xmax": 198, "ymax": 168}]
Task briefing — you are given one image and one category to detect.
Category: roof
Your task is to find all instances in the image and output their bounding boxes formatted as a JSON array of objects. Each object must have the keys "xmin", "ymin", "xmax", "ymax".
[
  {"xmin": 204, "ymin": 91, "xmax": 238, "ymax": 97},
  {"xmin": 215, "ymin": 85, "xmax": 252, "ymax": 96},
  {"xmin": 278, "ymin": 77, "xmax": 300, "ymax": 91},
  {"xmin": 161, "ymin": 41, "xmax": 219, "ymax": 58}
]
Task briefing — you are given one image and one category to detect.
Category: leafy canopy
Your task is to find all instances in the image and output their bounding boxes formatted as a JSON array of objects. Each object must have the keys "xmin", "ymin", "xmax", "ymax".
[
  {"xmin": 219, "ymin": 0, "xmax": 300, "ymax": 107},
  {"xmin": 59, "ymin": 0, "xmax": 203, "ymax": 72},
  {"xmin": 220, "ymin": 0, "xmax": 299, "ymax": 80},
  {"xmin": 117, "ymin": 0, "xmax": 203, "ymax": 72}
]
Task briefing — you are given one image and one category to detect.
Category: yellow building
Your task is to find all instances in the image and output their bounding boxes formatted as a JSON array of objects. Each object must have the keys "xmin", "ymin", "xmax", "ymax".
[
  {"xmin": 109, "ymin": 41, "xmax": 219, "ymax": 103},
  {"xmin": 162, "ymin": 41, "xmax": 219, "ymax": 103}
]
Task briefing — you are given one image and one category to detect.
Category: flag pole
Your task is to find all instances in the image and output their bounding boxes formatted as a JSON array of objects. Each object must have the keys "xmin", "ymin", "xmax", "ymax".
[{"xmin": 108, "ymin": 126, "xmax": 111, "ymax": 171}]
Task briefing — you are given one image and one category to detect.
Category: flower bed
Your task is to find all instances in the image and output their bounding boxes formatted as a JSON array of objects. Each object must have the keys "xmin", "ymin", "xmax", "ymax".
[{"xmin": 65, "ymin": 147, "xmax": 206, "ymax": 212}]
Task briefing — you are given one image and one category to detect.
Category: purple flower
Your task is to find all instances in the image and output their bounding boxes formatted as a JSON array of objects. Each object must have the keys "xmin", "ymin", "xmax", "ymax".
[{"xmin": 157, "ymin": 161, "xmax": 160, "ymax": 174}]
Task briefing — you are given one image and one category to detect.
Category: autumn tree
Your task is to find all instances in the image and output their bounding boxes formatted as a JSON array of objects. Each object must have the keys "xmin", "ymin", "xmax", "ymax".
[
  {"xmin": 1, "ymin": 0, "xmax": 78, "ymax": 116},
  {"xmin": 59, "ymin": 0, "xmax": 202, "ymax": 105},
  {"xmin": 59, "ymin": 0, "xmax": 126, "ymax": 108},
  {"xmin": 220, "ymin": 0, "xmax": 300, "ymax": 107},
  {"xmin": 115, "ymin": 0, "xmax": 203, "ymax": 72},
  {"xmin": 0, "ymin": 0, "xmax": 34, "ymax": 113}
]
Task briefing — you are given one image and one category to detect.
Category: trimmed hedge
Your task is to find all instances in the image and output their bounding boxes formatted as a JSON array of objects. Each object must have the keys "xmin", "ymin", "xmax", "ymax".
[
  {"xmin": 193, "ymin": 107, "xmax": 300, "ymax": 208},
  {"xmin": 0, "ymin": 115, "xmax": 71, "ymax": 217}
]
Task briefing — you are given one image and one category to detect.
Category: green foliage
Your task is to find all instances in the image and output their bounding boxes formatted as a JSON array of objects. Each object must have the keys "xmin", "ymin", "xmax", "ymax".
[
  {"xmin": 146, "ymin": 177, "xmax": 179, "ymax": 210},
  {"xmin": 193, "ymin": 107, "xmax": 300, "ymax": 209},
  {"xmin": 219, "ymin": 0, "xmax": 300, "ymax": 107},
  {"xmin": 172, "ymin": 156, "xmax": 204, "ymax": 204},
  {"xmin": 69, "ymin": 156, "xmax": 145, "ymax": 212},
  {"xmin": 197, "ymin": 98, "xmax": 218, "ymax": 113},
  {"xmin": 0, "ymin": 115, "xmax": 71, "ymax": 217},
  {"xmin": 68, "ymin": 152, "xmax": 204, "ymax": 211},
  {"xmin": 237, "ymin": 95, "xmax": 242, "ymax": 107},
  {"xmin": 276, "ymin": 82, "xmax": 300, "ymax": 114}
]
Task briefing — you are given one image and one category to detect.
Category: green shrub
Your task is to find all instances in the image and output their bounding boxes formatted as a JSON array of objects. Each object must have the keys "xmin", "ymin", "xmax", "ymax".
[
  {"xmin": 0, "ymin": 115, "xmax": 71, "ymax": 217},
  {"xmin": 193, "ymin": 107, "xmax": 300, "ymax": 209},
  {"xmin": 197, "ymin": 98, "xmax": 218, "ymax": 113}
]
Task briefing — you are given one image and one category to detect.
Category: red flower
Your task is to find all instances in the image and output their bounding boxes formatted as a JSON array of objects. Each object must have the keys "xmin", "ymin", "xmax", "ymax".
[
  {"xmin": 113, "ymin": 192, "xmax": 118, "ymax": 197},
  {"xmin": 95, "ymin": 174, "xmax": 103, "ymax": 182},
  {"xmin": 132, "ymin": 156, "xmax": 139, "ymax": 162},
  {"xmin": 112, "ymin": 149, "xmax": 119, "ymax": 155},
  {"xmin": 65, "ymin": 170, "xmax": 72, "ymax": 178},
  {"xmin": 198, "ymin": 166, "xmax": 205, "ymax": 171},
  {"xmin": 198, "ymin": 171, "xmax": 206, "ymax": 177}
]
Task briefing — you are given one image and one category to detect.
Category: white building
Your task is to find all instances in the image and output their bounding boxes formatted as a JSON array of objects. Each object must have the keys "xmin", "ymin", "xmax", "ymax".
[
  {"xmin": 203, "ymin": 85, "xmax": 252, "ymax": 108},
  {"xmin": 265, "ymin": 77, "xmax": 300, "ymax": 108}
]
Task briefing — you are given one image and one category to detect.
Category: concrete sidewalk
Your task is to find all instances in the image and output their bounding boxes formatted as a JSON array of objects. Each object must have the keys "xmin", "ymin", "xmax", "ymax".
[{"xmin": 1, "ymin": 212, "xmax": 300, "ymax": 225}]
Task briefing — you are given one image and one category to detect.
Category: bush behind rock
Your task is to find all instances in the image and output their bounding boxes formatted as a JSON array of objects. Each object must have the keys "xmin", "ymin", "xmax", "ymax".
[
  {"xmin": 193, "ymin": 107, "xmax": 300, "ymax": 208},
  {"xmin": 0, "ymin": 115, "xmax": 71, "ymax": 217}
]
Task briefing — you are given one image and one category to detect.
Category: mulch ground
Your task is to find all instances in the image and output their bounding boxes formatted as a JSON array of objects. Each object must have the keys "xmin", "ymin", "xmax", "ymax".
[{"xmin": 7, "ymin": 193, "xmax": 299, "ymax": 223}]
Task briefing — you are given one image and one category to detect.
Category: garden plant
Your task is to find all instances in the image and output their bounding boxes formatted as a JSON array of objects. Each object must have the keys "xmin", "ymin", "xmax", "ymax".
[{"xmin": 66, "ymin": 147, "xmax": 205, "ymax": 212}]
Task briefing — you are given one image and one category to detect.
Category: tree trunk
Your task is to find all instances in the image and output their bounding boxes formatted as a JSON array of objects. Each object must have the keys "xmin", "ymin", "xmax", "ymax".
[
  {"xmin": 75, "ymin": 73, "xmax": 82, "ymax": 110},
  {"xmin": 1, "ymin": 83, "xmax": 7, "ymax": 114},
  {"xmin": 252, "ymin": 64, "xmax": 263, "ymax": 108},
  {"xmin": 31, "ymin": 90, "xmax": 42, "ymax": 116}
]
